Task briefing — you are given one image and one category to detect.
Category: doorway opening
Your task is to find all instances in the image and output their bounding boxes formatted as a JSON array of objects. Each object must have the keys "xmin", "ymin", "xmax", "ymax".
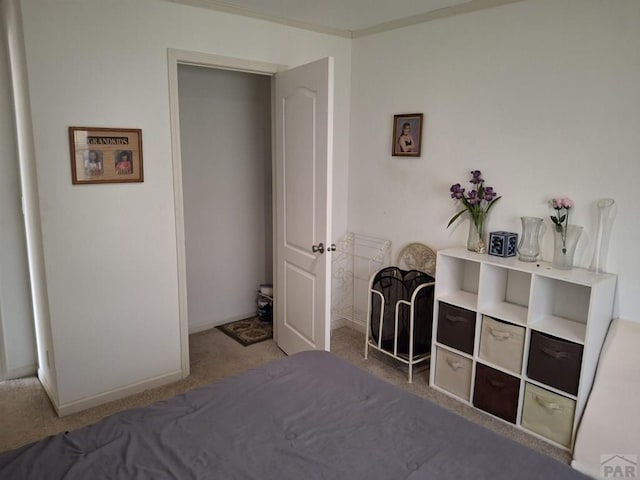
[
  {"xmin": 177, "ymin": 65, "xmax": 273, "ymax": 332},
  {"xmin": 168, "ymin": 50, "xmax": 283, "ymax": 376}
]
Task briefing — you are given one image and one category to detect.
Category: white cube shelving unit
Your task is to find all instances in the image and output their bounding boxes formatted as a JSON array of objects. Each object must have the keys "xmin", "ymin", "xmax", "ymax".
[{"xmin": 429, "ymin": 247, "xmax": 617, "ymax": 451}]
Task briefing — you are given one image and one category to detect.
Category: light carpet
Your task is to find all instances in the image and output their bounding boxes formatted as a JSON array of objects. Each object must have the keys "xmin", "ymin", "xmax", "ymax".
[{"xmin": 0, "ymin": 326, "xmax": 569, "ymax": 464}]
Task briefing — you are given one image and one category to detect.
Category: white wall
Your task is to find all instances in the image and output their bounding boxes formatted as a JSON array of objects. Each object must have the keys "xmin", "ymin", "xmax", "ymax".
[
  {"xmin": 348, "ymin": 0, "xmax": 640, "ymax": 322},
  {"xmin": 19, "ymin": 0, "xmax": 350, "ymax": 409},
  {"xmin": 178, "ymin": 66, "xmax": 272, "ymax": 332},
  {"xmin": 0, "ymin": 3, "xmax": 36, "ymax": 380}
]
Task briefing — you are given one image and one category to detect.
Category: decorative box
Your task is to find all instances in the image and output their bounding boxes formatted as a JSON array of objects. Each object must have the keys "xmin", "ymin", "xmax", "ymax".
[{"xmin": 489, "ymin": 231, "xmax": 518, "ymax": 257}]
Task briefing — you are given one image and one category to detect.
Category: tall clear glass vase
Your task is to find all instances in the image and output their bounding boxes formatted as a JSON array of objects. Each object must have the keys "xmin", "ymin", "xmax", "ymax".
[
  {"xmin": 552, "ymin": 225, "xmax": 583, "ymax": 270},
  {"xmin": 517, "ymin": 217, "xmax": 543, "ymax": 262},
  {"xmin": 589, "ymin": 198, "xmax": 616, "ymax": 273}
]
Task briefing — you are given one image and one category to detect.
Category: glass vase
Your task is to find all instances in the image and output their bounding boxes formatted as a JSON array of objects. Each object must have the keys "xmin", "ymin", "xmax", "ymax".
[
  {"xmin": 467, "ymin": 218, "xmax": 486, "ymax": 254},
  {"xmin": 552, "ymin": 225, "xmax": 583, "ymax": 270},
  {"xmin": 589, "ymin": 198, "xmax": 616, "ymax": 273},
  {"xmin": 517, "ymin": 216, "xmax": 543, "ymax": 262}
]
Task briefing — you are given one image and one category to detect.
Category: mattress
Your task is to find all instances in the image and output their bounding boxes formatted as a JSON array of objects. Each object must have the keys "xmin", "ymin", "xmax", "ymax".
[
  {"xmin": 0, "ymin": 350, "xmax": 588, "ymax": 479},
  {"xmin": 572, "ymin": 318, "xmax": 640, "ymax": 478}
]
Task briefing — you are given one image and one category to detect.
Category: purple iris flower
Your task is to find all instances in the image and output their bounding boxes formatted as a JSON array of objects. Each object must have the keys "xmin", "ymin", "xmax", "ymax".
[
  {"xmin": 483, "ymin": 186, "xmax": 496, "ymax": 201},
  {"xmin": 467, "ymin": 190, "xmax": 480, "ymax": 205},
  {"xmin": 469, "ymin": 170, "xmax": 484, "ymax": 184},
  {"xmin": 450, "ymin": 183, "xmax": 465, "ymax": 199}
]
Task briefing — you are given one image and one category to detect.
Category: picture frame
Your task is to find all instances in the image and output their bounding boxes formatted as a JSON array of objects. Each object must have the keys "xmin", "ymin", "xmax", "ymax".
[
  {"xmin": 392, "ymin": 113, "xmax": 423, "ymax": 157},
  {"xmin": 69, "ymin": 127, "xmax": 144, "ymax": 184}
]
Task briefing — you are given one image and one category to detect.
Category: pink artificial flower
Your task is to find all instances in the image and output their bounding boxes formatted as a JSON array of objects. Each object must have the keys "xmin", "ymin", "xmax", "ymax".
[
  {"xmin": 551, "ymin": 197, "xmax": 573, "ymax": 209},
  {"xmin": 550, "ymin": 196, "xmax": 574, "ymax": 254},
  {"xmin": 560, "ymin": 197, "xmax": 574, "ymax": 209}
]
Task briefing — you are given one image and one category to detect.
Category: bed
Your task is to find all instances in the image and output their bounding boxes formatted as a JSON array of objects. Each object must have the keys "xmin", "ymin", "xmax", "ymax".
[
  {"xmin": 0, "ymin": 350, "xmax": 588, "ymax": 479},
  {"xmin": 572, "ymin": 318, "xmax": 640, "ymax": 478}
]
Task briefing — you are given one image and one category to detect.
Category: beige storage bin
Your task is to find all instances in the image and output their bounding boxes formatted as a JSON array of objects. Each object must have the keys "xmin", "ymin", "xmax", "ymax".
[
  {"xmin": 521, "ymin": 383, "xmax": 576, "ymax": 448},
  {"xmin": 434, "ymin": 347, "xmax": 473, "ymax": 400},
  {"xmin": 478, "ymin": 315, "xmax": 525, "ymax": 374}
]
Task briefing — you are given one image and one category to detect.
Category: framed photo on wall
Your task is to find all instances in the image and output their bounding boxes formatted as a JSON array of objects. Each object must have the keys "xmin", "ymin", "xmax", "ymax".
[
  {"xmin": 392, "ymin": 113, "xmax": 423, "ymax": 157},
  {"xmin": 69, "ymin": 127, "xmax": 144, "ymax": 184}
]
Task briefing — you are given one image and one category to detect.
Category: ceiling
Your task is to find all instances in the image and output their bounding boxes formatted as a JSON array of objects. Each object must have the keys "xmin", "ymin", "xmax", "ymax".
[{"xmin": 169, "ymin": 0, "xmax": 526, "ymax": 37}]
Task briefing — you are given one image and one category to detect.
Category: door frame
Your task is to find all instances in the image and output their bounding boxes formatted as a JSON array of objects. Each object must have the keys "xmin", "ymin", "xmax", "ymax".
[{"xmin": 167, "ymin": 49, "xmax": 286, "ymax": 377}]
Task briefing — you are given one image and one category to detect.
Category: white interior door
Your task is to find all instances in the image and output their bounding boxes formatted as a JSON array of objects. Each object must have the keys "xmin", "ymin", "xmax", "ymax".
[{"xmin": 274, "ymin": 57, "xmax": 334, "ymax": 355}]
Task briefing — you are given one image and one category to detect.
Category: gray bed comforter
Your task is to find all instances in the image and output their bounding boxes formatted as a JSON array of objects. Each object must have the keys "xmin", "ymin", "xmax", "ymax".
[{"xmin": 0, "ymin": 351, "xmax": 588, "ymax": 479}]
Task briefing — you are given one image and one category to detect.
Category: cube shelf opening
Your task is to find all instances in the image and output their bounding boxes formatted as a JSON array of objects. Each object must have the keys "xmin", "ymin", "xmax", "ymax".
[
  {"xmin": 529, "ymin": 277, "xmax": 590, "ymax": 343},
  {"xmin": 479, "ymin": 266, "xmax": 531, "ymax": 326},
  {"xmin": 436, "ymin": 256, "xmax": 480, "ymax": 310}
]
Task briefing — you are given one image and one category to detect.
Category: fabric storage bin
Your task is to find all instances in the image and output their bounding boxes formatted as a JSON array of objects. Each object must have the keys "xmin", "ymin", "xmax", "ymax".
[
  {"xmin": 434, "ymin": 346, "xmax": 473, "ymax": 400},
  {"xmin": 527, "ymin": 331, "xmax": 583, "ymax": 395},
  {"xmin": 436, "ymin": 302, "xmax": 476, "ymax": 355},
  {"xmin": 473, "ymin": 363, "xmax": 520, "ymax": 424},
  {"xmin": 521, "ymin": 383, "xmax": 576, "ymax": 448},
  {"xmin": 479, "ymin": 316, "xmax": 525, "ymax": 374}
]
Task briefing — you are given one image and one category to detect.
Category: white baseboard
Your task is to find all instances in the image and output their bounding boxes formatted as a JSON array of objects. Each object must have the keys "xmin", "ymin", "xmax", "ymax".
[
  {"xmin": 2, "ymin": 362, "xmax": 36, "ymax": 380},
  {"xmin": 51, "ymin": 369, "xmax": 183, "ymax": 417},
  {"xmin": 188, "ymin": 312, "xmax": 257, "ymax": 334},
  {"xmin": 332, "ymin": 316, "xmax": 366, "ymax": 333},
  {"xmin": 38, "ymin": 367, "xmax": 59, "ymax": 408}
]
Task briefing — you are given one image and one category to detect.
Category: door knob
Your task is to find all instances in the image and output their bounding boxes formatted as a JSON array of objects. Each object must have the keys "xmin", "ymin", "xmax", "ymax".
[
  {"xmin": 328, "ymin": 244, "xmax": 337, "ymax": 252},
  {"xmin": 311, "ymin": 243, "xmax": 325, "ymax": 254}
]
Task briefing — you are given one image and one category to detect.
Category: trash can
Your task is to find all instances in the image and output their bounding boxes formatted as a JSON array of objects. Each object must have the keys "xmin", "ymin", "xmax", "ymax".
[{"xmin": 257, "ymin": 284, "xmax": 273, "ymax": 323}]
